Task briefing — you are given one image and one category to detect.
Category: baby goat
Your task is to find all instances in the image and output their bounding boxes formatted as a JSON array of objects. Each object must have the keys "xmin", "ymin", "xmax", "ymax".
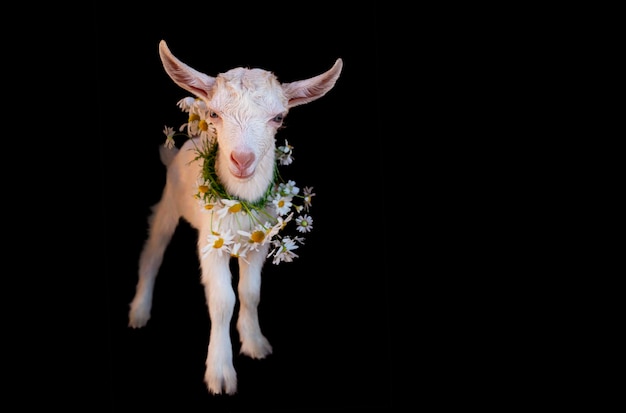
[{"xmin": 128, "ymin": 40, "xmax": 342, "ymax": 395}]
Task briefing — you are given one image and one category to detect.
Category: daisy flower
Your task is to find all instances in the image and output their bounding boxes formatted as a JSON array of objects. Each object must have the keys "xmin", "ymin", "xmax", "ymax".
[
  {"xmin": 302, "ymin": 186, "xmax": 315, "ymax": 211},
  {"xmin": 269, "ymin": 237, "xmax": 299, "ymax": 265},
  {"xmin": 198, "ymin": 198, "xmax": 217, "ymax": 212},
  {"xmin": 163, "ymin": 125, "xmax": 176, "ymax": 149},
  {"xmin": 202, "ymin": 229, "xmax": 235, "ymax": 258},
  {"xmin": 237, "ymin": 223, "xmax": 272, "ymax": 251},
  {"xmin": 295, "ymin": 214, "xmax": 313, "ymax": 233},
  {"xmin": 272, "ymin": 193, "xmax": 293, "ymax": 216},
  {"xmin": 277, "ymin": 180, "xmax": 299, "ymax": 197},
  {"xmin": 195, "ymin": 108, "xmax": 217, "ymax": 142},
  {"xmin": 180, "ymin": 112, "xmax": 201, "ymax": 135},
  {"xmin": 216, "ymin": 199, "xmax": 243, "ymax": 220},
  {"xmin": 276, "ymin": 139, "xmax": 294, "ymax": 165},
  {"xmin": 230, "ymin": 242, "xmax": 250, "ymax": 263},
  {"xmin": 176, "ymin": 97, "xmax": 196, "ymax": 112},
  {"xmin": 265, "ymin": 213, "xmax": 293, "ymax": 241}
]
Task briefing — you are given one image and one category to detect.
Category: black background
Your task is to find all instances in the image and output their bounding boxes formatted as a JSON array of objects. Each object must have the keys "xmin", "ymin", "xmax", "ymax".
[
  {"xmin": 9, "ymin": 3, "xmax": 570, "ymax": 411},
  {"xmin": 96, "ymin": 2, "xmax": 390, "ymax": 412}
]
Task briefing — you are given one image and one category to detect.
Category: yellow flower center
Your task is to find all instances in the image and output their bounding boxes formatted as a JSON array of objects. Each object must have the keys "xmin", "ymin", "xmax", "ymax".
[
  {"xmin": 204, "ymin": 204, "xmax": 213, "ymax": 210},
  {"xmin": 251, "ymin": 230, "xmax": 265, "ymax": 243},
  {"xmin": 228, "ymin": 203, "xmax": 242, "ymax": 213},
  {"xmin": 199, "ymin": 119, "xmax": 209, "ymax": 131},
  {"xmin": 199, "ymin": 185, "xmax": 209, "ymax": 193},
  {"xmin": 189, "ymin": 113, "xmax": 200, "ymax": 122},
  {"xmin": 278, "ymin": 200, "xmax": 285, "ymax": 208},
  {"xmin": 213, "ymin": 238, "xmax": 224, "ymax": 249}
]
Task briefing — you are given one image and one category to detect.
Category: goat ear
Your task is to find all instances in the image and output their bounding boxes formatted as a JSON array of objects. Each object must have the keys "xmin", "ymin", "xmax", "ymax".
[
  {"xmin": 282, "ymin": 58, "xmax": 343, "ymax": 108},
  {"xmin": 158, "ymin": 40, "xmax": 216, "ymax": 100}
]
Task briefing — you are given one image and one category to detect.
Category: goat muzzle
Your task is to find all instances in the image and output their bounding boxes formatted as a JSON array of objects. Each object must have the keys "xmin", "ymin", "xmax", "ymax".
[{"xmin": 230, "ymin": 150, "xmax": 256, "ymax": 179}]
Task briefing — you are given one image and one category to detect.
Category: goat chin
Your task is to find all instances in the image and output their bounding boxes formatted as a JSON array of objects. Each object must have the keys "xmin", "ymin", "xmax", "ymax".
[{"xmin": 128, "ymin": 39, "xmax": 343, "ymax": 395}]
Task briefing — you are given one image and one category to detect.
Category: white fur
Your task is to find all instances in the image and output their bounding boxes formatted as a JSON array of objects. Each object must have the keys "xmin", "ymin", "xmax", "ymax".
[{"xmin": 128, "ymin": 40, "xmax": 342, "ymax": 395}]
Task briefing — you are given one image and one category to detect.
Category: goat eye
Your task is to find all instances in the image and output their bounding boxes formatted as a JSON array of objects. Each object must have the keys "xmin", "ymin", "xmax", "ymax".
[
  {"xmin": 209, "ymin": 111, "xmax": 219, "ymax": 119},
  {"xmin": 272, "ymin": 114, "xmax": 284, "ymax": 123}
]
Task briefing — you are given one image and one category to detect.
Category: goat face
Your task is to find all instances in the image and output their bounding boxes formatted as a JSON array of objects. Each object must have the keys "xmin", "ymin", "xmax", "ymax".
[{"xmin": 207, "ymin": 68, "xmax": 286, "ymax": 200}]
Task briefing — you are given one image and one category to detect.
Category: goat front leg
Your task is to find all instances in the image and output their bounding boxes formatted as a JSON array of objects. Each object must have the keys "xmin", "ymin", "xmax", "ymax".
[
  {"xmin": 200, "ymin": 249, "xmax": 238, "ymax": 395},
  {"xmin": 237, "ymin": 246, "xmax": 273, "ymax": 359},
  {"xmin": 129, "ymin": 196, "xmax": 179, "ymax": 328}
]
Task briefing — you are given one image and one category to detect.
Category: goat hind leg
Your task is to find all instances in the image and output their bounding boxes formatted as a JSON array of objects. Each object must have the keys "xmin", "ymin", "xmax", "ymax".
[{"xmin": 128, "ymin": 196, "xmax": 179, "ymax": 328}]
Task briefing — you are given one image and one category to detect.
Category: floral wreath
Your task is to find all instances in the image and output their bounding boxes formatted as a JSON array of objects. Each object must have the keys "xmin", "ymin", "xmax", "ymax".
[{"xmin": 162, "ymin": 97, "xmax": 315, "ymax": 265}]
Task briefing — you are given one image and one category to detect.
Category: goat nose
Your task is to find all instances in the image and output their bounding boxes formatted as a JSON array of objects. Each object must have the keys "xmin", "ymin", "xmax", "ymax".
[{"xmin": 231, "ymin": 150, "xmax": 255, "ymax": 170}]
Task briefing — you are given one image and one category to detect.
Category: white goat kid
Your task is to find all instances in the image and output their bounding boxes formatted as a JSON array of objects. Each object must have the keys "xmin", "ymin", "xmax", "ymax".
[{"xmin": 128, "ymin": 40, "xmax": 343, "ymax": 395}]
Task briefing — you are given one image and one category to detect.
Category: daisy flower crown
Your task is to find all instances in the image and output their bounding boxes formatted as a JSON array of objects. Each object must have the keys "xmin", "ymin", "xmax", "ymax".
[{"xmin": 162, "ymin": 96, "xmax": 315, "ymax": 265}]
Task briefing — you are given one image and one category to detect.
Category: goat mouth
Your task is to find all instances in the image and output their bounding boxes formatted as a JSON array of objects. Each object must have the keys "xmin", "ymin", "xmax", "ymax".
[{"xmin": 231, "ymin": 170, "xmax": 253, "ymax": 180}]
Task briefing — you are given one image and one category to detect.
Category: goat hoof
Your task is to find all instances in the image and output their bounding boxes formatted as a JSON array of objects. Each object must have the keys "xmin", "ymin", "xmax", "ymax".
[
  {"xmin": 128, "ymin": 302, "xmax": 151, "ymax": 328},
  {"xmin": 240, "ymin": 336, "xmax": 273, "ymax": 359},
  {"xmin": 205, "ymin": 366, "xmax": 237, "ymax": 395}
]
